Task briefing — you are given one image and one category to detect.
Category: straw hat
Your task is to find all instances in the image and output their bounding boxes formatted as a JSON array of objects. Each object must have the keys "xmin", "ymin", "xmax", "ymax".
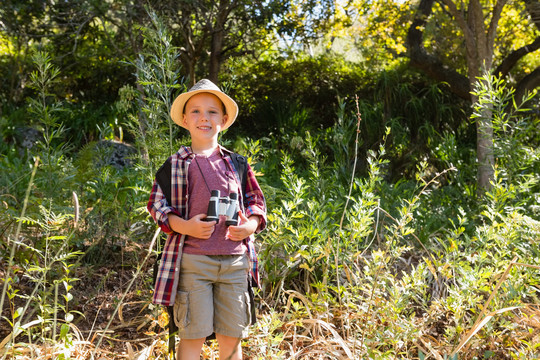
[{"xmin": 170, "ymin": 79, "xmax": 238, "ymax": 131}]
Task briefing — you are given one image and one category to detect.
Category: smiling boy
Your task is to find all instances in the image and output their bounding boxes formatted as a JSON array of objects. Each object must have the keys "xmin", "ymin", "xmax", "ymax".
[{"xmin": 147, "ymin": 79, "xmax": 266, "ymax": 360}]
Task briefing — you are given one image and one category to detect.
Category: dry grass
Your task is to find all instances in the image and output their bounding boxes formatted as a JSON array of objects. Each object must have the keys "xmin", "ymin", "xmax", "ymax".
[{"xmin": 2, "ymin": 251, "xmax": 540, "ymax": 359}]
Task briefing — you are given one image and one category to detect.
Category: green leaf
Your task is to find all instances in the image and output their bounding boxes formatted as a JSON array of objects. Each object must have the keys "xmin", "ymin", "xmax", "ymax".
[
  {"xmin": 13, "ymin": 307, "xmax": 24, "ymax": 320},
  {"xmin": 60, "ymin": 323, "xmax": 70, "ymax": 338}
]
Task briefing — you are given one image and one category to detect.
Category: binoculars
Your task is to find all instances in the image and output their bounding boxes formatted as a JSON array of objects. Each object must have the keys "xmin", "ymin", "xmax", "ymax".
[{"xmin": 205, "ymin": 190, "xmax": 239, "ymax": 226}]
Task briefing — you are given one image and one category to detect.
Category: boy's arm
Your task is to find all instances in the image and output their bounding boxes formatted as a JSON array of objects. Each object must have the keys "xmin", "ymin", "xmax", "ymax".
[{"xmin": 168, "ymin": 213, "xmax": 216, "ymax": 239}]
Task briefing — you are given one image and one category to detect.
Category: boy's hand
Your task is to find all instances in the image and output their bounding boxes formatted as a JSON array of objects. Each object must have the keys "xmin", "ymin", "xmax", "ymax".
[
  {"xmin": 168, "ymin": 213, "xmax": 216, "ymax": 239},
  {"xmin": 226, "ymin": 212, "xmax": 260, "ymax": 241},
  {"xmin": 186, "ymin": 214, "xmax": 216, "ymax": 239}
]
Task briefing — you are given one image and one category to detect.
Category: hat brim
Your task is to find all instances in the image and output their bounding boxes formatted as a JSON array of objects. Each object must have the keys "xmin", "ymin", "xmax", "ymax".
[{"xmin": 170, "ymin": 89, "xmax": 238, "ymax": 131}]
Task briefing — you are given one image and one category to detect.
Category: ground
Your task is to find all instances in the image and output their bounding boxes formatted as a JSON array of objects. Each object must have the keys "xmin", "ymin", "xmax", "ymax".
[{"xmin": 0, "ymin": 249, "xmax": 167, "ymax": 359}]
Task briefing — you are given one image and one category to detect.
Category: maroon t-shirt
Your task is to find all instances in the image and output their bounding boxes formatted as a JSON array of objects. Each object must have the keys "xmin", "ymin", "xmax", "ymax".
[{"xmin": 183, "ymin": 148, "xmax": 246, "ymax": 255}]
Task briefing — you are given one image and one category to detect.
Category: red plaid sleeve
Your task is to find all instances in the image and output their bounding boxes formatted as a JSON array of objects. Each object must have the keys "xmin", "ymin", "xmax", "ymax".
[{"xmin": 147, "ymin": 180, "xmax": 181, "ymax": 235}]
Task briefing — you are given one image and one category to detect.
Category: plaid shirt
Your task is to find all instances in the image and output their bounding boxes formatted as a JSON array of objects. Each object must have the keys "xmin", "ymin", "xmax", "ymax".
[{"xmin": 147, "ymin": 145, "xmax": 267, "ymax": 306}]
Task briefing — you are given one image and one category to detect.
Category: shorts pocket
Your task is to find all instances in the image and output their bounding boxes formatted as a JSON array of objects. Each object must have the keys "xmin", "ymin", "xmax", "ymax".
[{"xmin": 173, "ymin": 290, "xmax": 190, "ymax": 329}]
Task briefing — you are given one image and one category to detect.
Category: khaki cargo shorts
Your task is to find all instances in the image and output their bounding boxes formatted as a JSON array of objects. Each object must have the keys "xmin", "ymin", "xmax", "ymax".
[{"xmin": 173, "ymin": 253, "xmax": 251, "ymax": 339}]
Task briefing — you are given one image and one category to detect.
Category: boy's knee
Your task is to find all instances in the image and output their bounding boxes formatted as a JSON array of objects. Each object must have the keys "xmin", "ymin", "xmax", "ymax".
[
  {"xmin": 216, "ymin": 333, "xmax": 242, "ymax": 359},
  {"xmin": 216, "ymin": 333, "xmax": 240, "ymax": 343},
  {"xmin": 177, "ymin": 337, "xmax": 205, "ymax": 350}
]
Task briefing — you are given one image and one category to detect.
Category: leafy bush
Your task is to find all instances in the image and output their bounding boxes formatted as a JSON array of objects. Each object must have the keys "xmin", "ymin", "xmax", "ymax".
[
  {"xmin": 226, "ymin": 52, "xmax": 370, "ymax": 135},
  {"xmin": 240, "ymin": 73, "xmax": 540, "ymax": 358}
]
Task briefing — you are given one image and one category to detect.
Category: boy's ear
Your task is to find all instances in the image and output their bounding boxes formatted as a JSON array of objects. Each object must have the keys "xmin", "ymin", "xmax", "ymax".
[
  {"xmin": 182, "ymin": 114, "xmax": 187, "ymax": 126},
  {"xmin": 221, "ymin": 114, "xmax": 228, "ymax": 126}
]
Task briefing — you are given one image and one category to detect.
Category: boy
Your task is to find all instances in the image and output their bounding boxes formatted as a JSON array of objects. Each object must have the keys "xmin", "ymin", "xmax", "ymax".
[{"xmin": 147, "ymin": 79, "xmax": 266, "ymax": 360}]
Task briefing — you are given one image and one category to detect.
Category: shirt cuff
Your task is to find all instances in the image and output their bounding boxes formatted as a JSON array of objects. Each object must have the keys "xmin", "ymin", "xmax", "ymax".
[{"xmin": 157, "ymin": 207, "xmax": 181, "ymax": 235}]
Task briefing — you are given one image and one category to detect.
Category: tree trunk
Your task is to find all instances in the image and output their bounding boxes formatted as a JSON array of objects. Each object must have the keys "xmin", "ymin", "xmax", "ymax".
[
  {"xmin": 472, "ymin": 90, "xmax": 495, "ymax": 192},
  {"xmin": 464, "ymin": 0, "xmax": 498, "ymax": 192},
  {"xmin": 407, "ymin": 0, "xmax": 538, "ymax": 192},
  {"xmin": 438, "ymin": 0, "xmax": 507, "ymax": 192},
  {"xmin": 407, "ymin": 0, "xmax": 470, "ymax": 99},
  {"xmin": 179, "ymin": 41, "xmax": 198, "ymax": 87},
  {"xmin": 208, "ymin": 0, "xmax": 232, "ymax": 84},
  {"xmin": 208, "ymin": 27, "xmax": 224, "ymax": 84}
]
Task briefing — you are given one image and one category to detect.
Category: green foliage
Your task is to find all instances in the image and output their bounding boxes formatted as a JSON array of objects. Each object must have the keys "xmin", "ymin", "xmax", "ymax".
[
  {"xmin": 227, "ymin": 52, "xmax": 369, "ymax": 134},
  {"xmin": 126, "ymin": 9, "xmax": 185, "ymax": 173},
  {"xmin": 0, "ymin": 161, "xmax": 83, "ymax": 355},
  {"xmin": 229, "ymin": 56, "xmax": 469, "ymax": 184},
  {"xmin": 16, "ymin": 205, "xmax": 84, "ymax": 340},
  {"xmin": 472, "ymin": 72, "xmax": 540, "ymax": 210},
  {"xmin": 242, "ymin": 73, "xmax": 540, "ymax": 358},
  {"xmin": 0, "ymin": 48, "xmax": 150, "ymax": 354},
  {"xmin": 77, "ymin": 166, "xmax": 146, "ymax": 263},
  {"xmin": 24, "ymin": 51, "xmax": 76, "ymax": 202},
  {"xmin": 341, "ymin": 0, "xmax": 415, "ymax": 68}
]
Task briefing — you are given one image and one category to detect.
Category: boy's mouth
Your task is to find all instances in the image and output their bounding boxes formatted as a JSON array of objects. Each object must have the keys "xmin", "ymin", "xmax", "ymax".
[{"xmin": 198, "ymin": 126, "xmax": 212, "ymax": 130}]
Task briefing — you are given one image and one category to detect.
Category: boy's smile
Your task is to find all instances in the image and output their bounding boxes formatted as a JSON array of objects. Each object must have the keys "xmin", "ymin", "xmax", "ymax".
[{"xmin": 182, "ymin": 93, "xmax": 228, "ymax": 151}]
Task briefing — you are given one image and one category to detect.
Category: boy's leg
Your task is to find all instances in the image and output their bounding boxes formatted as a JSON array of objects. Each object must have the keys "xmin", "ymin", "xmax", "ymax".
[
  {"xmin": 175, "ymin": 254, "xmax": 217, "ymax": 359},
  {"xmin": 213, "ymin": 254, "xmax": 250, "ymax": 360},
  {"xmin": 177, "ymin": 337, "xmax": 205, "ymax": 360},
  {"xmin": 216, "ymin": 333, "xmax": 242, "ymax": 360}
]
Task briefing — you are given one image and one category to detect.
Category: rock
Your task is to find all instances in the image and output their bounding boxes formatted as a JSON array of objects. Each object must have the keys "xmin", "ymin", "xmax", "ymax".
[
  {"xmin": 14, "ymin": 127, "xmax": 42, "ymax": 156},
  {"xmin": 93, "ymin": 140, "xmax": 137, "ymax": 169}
]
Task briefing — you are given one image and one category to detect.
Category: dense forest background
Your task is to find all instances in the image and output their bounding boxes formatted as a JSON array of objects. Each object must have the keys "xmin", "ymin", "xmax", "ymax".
[{"xmin": 1, "ymin": 0, "xmax": 540, "ymax": 359}]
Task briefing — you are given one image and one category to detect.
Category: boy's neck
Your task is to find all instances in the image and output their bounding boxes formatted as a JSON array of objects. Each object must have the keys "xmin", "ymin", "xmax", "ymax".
[{"xmin": 191, "ymin": 142, "xmax": 219, "ymax": 156}]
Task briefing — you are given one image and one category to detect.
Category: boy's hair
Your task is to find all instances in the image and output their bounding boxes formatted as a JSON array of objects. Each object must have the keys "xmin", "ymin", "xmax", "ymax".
[
  {"xmin": 183, "ymin": 92, "xmax": 227, "ymax": 115},
  {"xmin": 170, "ymin": 79, "xmax": 238, "ymax": 130}
]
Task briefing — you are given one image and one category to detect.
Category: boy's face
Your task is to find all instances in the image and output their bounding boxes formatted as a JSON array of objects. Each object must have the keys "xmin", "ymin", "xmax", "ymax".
[{"xmin": 182, "ymin": 93, "xmax": 228, "ymax": 144}]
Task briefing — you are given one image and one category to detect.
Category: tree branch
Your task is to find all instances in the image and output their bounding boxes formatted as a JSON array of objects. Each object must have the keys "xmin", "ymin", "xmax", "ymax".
[
  {"xmin": 439, "ymin": 0, "xmax": 473, "ymax": 41},
  {"xmin": 439, "ymin": 0, "xmax": 480, "ymax": 70},
  {"xmin": 514, "ymin": 66, "xmax": 540, "ymax": 104},
  {"xmin": 524, "ymin": 0, "xmax": 540, "ymax": 31},
  {"xmin": 487, "ymin": 0, "xmax": 508, "ymax": 49},
  {"xmin": 407, "ymin": 0, "xmax": 471, "ymax": 99},
  {"xmin": 495, "ymin": 36, "xmax": 540, "ymax": 77}
]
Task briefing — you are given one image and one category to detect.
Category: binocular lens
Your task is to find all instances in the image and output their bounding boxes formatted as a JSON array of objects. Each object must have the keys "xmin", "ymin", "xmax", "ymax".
[
  {"xmin": 204, "ymin": 190, "xmax": 239, "ymax": 226},
  {"xmin": 205, "ymin": 190, "xmax": 220, "ymax": 222},
  {"xmin": 225, "ymin": 193, "xmax": 238, "ymax": 226}
]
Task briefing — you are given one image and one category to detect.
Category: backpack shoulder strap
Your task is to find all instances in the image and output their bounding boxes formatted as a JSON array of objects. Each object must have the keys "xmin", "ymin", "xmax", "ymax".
[
  {"xmin": 230, "ymin": 152, "xmax": 248, "ymax": 205},
  {"xmin": 155, "ymin": 157, "xmax": 172, "ymax": 205}
]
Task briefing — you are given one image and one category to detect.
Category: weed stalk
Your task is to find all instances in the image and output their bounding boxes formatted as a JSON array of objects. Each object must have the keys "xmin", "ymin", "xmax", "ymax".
[
  {"xmin": 90, "ymin": 227, "xmax": 161, "ymax": 359},
  {"xmin": 0, "ymin": 157, "xmax": 39, "ymax": 358}
]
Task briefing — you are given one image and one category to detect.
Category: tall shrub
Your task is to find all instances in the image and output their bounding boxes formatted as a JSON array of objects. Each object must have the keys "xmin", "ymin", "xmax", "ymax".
[{"xmin": 123, "ymin": 10, "xmax": 184, "ymax": 173}]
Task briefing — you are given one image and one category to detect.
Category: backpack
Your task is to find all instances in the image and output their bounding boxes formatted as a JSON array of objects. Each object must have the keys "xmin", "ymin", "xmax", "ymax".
[{"xmin": 153, "ymin": 152, "xmax": 253, "ymax": 359}]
